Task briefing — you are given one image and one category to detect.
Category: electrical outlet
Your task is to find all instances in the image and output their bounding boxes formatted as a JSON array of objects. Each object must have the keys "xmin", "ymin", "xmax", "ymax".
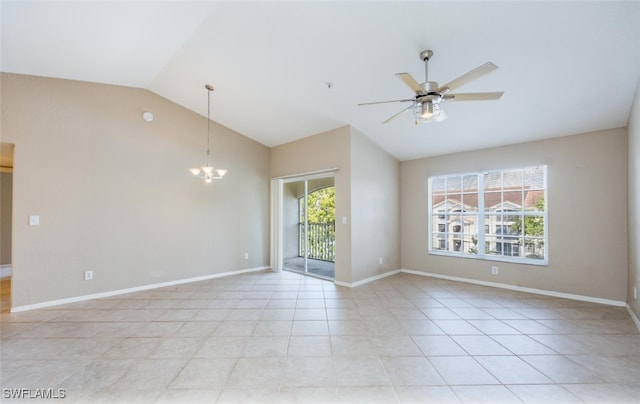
[
  {"xmin": 634, "ymin": 286, "xmax": 637, "ymax": 300},
  {"xmin": 84, "ymin": 270, "xmax": 93, "ymax": 281},
  {"xmin": 379, "ymin": 257, "xmax": 383, "ymax": 265},
  {"xmin": 243, "ymin": 252, "xmax": 249, "ymax": 260},
  {"xmin": 491, "ymin": 266, "xmax": 499, "ymax": 275},
  {"xmin": 29, "ymin": 215, "xmax": 40, "ymax": 226}
]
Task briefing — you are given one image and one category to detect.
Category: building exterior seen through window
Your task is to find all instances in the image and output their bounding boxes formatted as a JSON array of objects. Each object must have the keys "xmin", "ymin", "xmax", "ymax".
[{"xmin": 428, "ymin": 166, "xmax": 547, "ymax": 265}]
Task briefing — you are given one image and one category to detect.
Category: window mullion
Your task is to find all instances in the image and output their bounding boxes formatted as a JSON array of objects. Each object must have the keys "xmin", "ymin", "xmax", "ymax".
[
  {"xmin": 543, "ymin": 165, "xmax": 549, "ymax": 261},
  {"xmin": 427, "ymin": 178, "xmax": 433, "ymax": 252},
  {"xmin": 444, "ymin": 176, "xmax": 449, "ymax": 252},
  {"xmin": 478, "ymin": 173, "xmax": 485, "ymax": 258}
]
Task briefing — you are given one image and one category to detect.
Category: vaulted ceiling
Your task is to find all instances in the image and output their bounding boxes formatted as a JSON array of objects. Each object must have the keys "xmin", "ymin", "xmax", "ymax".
[{"xmin": 2, "ymin": 1, "xmax": 639, "ymax": 161}]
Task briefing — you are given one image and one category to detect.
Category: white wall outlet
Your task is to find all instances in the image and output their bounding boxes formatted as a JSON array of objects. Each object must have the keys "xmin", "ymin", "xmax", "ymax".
[
  {"xmin": 84, "ymin": 270, "xmax": 93, "ymax": 281},
  {"xmin": 634, "ymin": 286, "xmax": 637, "ymax": 300},
  {"xmin": 491, "ymin": 266, "xmax": 499, "ymax": 275},
  {"xmin": 243, "ymin": 252, "xmax": 249, "ymax": 260},
  {"xmin": 379, "ymin": 257, "xmax": 383, "ymax": 265},
  {"xmin": 29, "ymin": 215, "xmax": 40, "ymax": 226},
  {"xmin": 342, "ymin": 216, "xmax": 347, "ymax": 225}
]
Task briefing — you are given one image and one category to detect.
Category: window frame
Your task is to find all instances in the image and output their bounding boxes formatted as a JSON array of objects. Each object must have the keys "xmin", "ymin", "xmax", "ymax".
[{"xmin": 428, "ymin": 166, "xmax": 548, "ymax": 266}]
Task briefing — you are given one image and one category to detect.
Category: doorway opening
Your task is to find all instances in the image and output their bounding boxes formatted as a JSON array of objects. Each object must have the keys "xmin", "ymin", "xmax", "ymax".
[
  {"xmin": 0, "ymin": 143, "xmax": 14, "ymax": 312},
  {"xmin": 278, "ymin": 175, "xmax": 335, "ymax": 280}
]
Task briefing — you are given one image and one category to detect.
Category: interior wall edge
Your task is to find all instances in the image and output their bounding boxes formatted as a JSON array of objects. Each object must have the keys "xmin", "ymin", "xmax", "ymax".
[
  {"xmin": 334, "ymin": 269, "xmax": 401, "ymax": 288},
  {"xmin": 626, "ymin": 77, "xmax": 640, "ymax": 324},
  {"xmin": 627, "ymin": 304, "xmax": 640, "ymax": 332}
]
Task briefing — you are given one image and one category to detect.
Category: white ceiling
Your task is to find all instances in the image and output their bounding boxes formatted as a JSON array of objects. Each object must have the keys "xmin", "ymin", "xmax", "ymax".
[{"xmin": 2, "ymin": 1, "xmax": 639, "ymax": 161}]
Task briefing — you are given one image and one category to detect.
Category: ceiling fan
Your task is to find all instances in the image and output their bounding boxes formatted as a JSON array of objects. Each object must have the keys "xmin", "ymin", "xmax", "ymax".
[{"xmin": 359, "ymin": 50, "xmax": 504, "ymax": 124}]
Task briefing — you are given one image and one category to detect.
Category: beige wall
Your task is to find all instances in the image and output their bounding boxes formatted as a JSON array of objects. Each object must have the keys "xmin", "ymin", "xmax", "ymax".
[
  {"xmin": 350, "ymin": 128, "xmax": 400, "ymax": 282},
  {"xmin": 270, "ymin": 126, "xmax": 352, "ymax": 283},
  {"xmin": 1, "ymin": 73, "xmax": 271, "ymax": 308},
  {"xmin": 628, "ymin": 80, "xmax": 640, "ymax": 316},
  {"xmin": 282, "ymin": 181, "xmax": 300, "ymax": 259},
  {"xmin": 401, "ymin": 128, "xmax": 628, "ymax": 302}
]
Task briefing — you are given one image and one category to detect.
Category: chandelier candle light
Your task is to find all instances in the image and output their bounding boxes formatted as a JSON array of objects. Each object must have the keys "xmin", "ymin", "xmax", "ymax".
[{"xmin": 190, "ymin": 84, "xmax": 227, "ymax": 183}]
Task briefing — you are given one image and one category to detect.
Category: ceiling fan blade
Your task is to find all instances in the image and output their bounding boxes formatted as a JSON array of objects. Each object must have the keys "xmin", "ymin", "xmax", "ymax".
[
  {"xmin": 437, "ymin": 62, "xmax": 498, "ymax": 93},
  {"xmin": 383, "ymin": 104, "xmax": 414, "ymax": 124},
  {"xmin": 396, "ymin": 73, "xmax": 426, "ymax": 95},
  {"xmin": 358, "ymin": 98, "xmax": 414, "ymax": 106},
  {"xmin": 442, "ymin": 92, "xmax": 504, "ymax": 101}
]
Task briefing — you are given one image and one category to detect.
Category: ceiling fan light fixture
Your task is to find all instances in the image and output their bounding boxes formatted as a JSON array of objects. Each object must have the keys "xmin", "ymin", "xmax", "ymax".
[
  {"xmin": 420, "ymin": 101, "xmax": 435, "ymax": 118},
  {"xmin": 415, "ymin": 100, "xmax": 447, "ymax": 123},
  {"xmin": 430, "ymin": 108, "xmax": 448, "ymax": 123}
]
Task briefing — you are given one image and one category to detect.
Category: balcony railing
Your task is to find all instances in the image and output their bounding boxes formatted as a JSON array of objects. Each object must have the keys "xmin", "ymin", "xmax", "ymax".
[{"xmin": 299, "ymin": 222, "xmax": 335, "ymax": 262}]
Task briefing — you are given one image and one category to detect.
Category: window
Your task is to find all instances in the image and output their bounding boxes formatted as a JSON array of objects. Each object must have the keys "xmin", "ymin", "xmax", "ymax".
[{"xmin": 429, "ymin": 166, "xmax": 547, "ymax": 265}]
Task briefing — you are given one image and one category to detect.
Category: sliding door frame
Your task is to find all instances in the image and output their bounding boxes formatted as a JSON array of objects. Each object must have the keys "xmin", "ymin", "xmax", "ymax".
[{"xmin": 270, "ymin": 169, "xmax": 337, "ymax": 275}]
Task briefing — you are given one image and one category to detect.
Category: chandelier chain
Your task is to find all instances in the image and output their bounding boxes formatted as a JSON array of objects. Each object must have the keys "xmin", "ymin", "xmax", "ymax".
[{"xmin": 207, "ymin": 86, "xmax": 212, "ymax": 164}]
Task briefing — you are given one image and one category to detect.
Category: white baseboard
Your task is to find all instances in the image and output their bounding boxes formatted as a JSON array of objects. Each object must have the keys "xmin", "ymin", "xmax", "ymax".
[
  {"xmin": 334, "ymin": 269, "xmax": 400, "ymax": 288},
  {"xmin": 400, "ymin": 269, "xmax": 627, "ymax": 307},
  {"xmin": 627, "ymin": 304, "xmax": 640, "ymax": 332},
  {"xmin": 12, "ymin": 265, "xmax": 633, "ymax": 318},
  {"xmin": 10, "ymin": 266, "xmax": 271, "ymax": 313}
]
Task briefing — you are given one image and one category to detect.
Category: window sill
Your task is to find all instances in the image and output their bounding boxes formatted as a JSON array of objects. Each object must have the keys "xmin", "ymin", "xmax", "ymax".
[{"xmin": 428, "ymin": 250, "xmax": 549, "ymax": 267}]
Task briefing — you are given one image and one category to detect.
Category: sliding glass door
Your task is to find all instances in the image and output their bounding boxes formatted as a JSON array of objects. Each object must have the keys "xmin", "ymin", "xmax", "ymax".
[{"xmin": 282, "ymin": 176, "xmax": 335, "ymax": 280}]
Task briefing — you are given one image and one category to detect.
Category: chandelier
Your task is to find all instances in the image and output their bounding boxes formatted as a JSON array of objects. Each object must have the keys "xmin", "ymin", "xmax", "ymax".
[{"xmin": 190, "ymin": 84, "xmax": 227, "ymax": 183}]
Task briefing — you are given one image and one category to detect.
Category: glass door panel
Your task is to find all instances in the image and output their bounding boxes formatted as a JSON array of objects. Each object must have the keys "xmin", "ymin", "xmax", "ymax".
[{"xmin": 282, "ymin": 176, "xmax": 335, "ymax": 280}]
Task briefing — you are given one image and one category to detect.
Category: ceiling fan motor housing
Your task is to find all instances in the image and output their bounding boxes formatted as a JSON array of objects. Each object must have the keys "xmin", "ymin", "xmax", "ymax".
[
  {"xmin": 419, "ymin": 81, "xmax": 442, "ymax": 104},
  {"xmin": 422, "ymin": 81, "xmax": 438, "ymax": 92}
]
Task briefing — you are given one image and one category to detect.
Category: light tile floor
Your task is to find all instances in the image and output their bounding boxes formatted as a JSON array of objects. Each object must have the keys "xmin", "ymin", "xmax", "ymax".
[{"xmin": 1, "ymin": 270, "xmax": 640, "ymax": 403}]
